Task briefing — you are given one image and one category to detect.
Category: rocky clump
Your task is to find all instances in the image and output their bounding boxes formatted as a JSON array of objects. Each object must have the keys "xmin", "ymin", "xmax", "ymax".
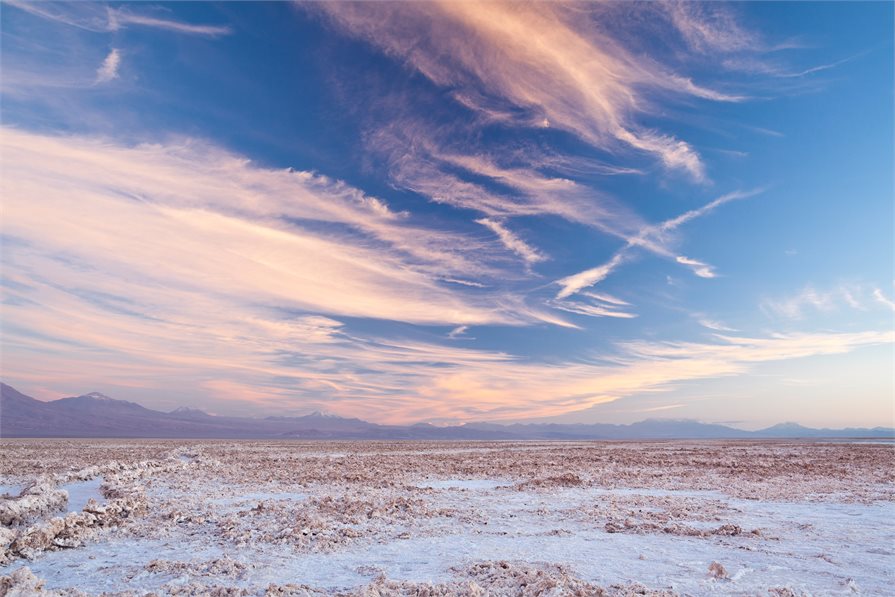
[
  {"xmin": 515, "ymin": 473, "xmax": 585, "ymax": 490},
  {"xmin": 365, "ymin": 560, "xmax": 678, "ymax": 596},
  {"xmin": 0, "ymin": 455, "xmax": 169, "ymax": 565},
  {"xmin": 708, "ymin": 561, "xmax": 728, "ymax": 579},
  {"xmin": 145, "ymin": 557, "xmax": 248, "ymax": 579},
  {"xmin": 604, "ymin": 520, "xmax": 756, "ymax": 538},
  {"xmin": 7, "ymin": 494, "xmax": 147, "ymax": 560},
  {"xmin": 266, "ymin": 561, "xmax": 675, "ymax": 597},
  {"xmin": 0, "ymin": 479, "xmax": 67, "ymax": 526},
  {"xmin": 0, "ymin": 566, "xmax": 86, "ymax": 596}
]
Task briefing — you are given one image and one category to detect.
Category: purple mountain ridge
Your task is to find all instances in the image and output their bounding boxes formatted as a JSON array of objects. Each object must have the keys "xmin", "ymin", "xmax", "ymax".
[{"xmin": 1, "ymin": 383, "xmax": 892, "ymax": 440}]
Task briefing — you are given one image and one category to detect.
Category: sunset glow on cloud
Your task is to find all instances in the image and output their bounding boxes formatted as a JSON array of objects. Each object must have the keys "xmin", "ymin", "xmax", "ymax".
[{"xmin": 1, "ymin": 1, "xmax": 892, "ymax": 427}]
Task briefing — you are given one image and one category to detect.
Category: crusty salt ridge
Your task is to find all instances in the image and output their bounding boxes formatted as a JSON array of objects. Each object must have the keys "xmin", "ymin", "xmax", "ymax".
[
  {"xmin": 0, "ymin": 479, "xmax": 67, "ymax": 527},
  {"xmin": 0, "ymin": 450, "xmax": 195, "ymax": 564},
  {"xmin": 0, "ymin": 440, "xmax": 893, "ymax": 595}
]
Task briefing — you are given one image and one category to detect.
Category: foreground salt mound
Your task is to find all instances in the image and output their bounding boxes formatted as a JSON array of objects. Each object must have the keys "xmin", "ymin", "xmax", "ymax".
[
  {"xmin": 349, "ymin": 561, "xmax": 675, "ymax": 596},
  {"xmin": 0, "ymin": 566, "xmax": 85, "ymax": 597},
  {"xmin": 0, "ymin": 479, "xmax": 67, "ymax": 526},
  {"xmin": 0, "ymin": 562, "xmax": 813, "ymax": 597},
  {"xmin": 0, "ymin": 440, "xmax": 890, "ymax": 596},
  {"xmin": 514, "ymin": 473, "xmax": 585, "ymax": 490},
  {"xmin": 8, "ymin": 495, "xmax": 148, "ymax": 560},
  {"xmin": 0, "ymin": 452, "xmax": 194, "ymax": 565},
  {"xmin": 146, "ymin": 561, "xmax": 675, "ymax": 596}
]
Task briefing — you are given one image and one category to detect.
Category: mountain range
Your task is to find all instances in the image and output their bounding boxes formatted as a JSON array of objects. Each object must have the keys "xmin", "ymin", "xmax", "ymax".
[{"xmin": 1, "ymin": 383, "xmax": 892, "ymax": 440}]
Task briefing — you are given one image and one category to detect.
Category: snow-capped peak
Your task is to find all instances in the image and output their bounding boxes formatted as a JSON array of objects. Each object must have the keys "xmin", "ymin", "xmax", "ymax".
[{"xmin": 307, "ymin": 410, "xmax": 339, "ymax": 418}]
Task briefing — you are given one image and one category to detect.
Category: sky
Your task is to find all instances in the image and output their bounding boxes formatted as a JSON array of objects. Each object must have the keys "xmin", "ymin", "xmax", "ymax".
[{"xmin": 1, "ymin": 1, "xmax": 893, "ymax": 429}]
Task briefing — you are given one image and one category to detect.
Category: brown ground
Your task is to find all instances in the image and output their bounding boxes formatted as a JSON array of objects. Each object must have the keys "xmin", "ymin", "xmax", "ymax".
[{"xmin": 0, "ymin": 440, "xmax": 892, "ymax": 596}]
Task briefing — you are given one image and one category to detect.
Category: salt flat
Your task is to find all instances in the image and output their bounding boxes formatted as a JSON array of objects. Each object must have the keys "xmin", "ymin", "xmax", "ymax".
[{"xmin": 0, "ymin": 440, "xmax": 892, "ymax": 596}]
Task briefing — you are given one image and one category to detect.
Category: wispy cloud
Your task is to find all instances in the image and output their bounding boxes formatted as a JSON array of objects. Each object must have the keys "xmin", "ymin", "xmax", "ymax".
[
  {"xmin": 550, "ymin": 298, "xmax": 637, "ymax": 320},
  {"xmin": 6, "ymin": 127, "xmax": 889, "ymax": 423},
  {"xmin": 634, "ymin": 403, "xmax": 686, "ymax": 414},
  {"xmin": 448, "ymin": 326, "xmax": 470, "ymax": 340},
  {"xmin": 655, "ymin": 189, "xmax": 761, "ymax": 236},
  {"xmin": 441, "ymin": 278, "xmax": 487, "ymax": 289},
  {"xmin": 309, "ymin": 2, "xmax": 781, "ymax": 315},
  {"xmin": 762, "ymin": 286, "xmax": 838, "ymax": 319},
  {"xmin": 313, "ymin": 2, "xmax": 748, "ymax": 182},
  {"xmin": 724, "ymin": 53, "xmax": 865, "ymax": 79},
  {"xmin": 476, "ymin": 218, "xmax": 546, "ymax": 266},
  {"xmin": 664, "ymin": 2, "xmax": 758, "ymax": 54},
  {"xmin": 1, "ymin": 127, "xmax": 533, "ymax": 327},
  {"xmin": 95, "ymin": 48, "xmax": 120, "ymax": 83},
  {"xmin": 873, "ymin": 288, "xmax": 895, "ymax": 312},
  {"xmin": 555, "ymin": 188, "xmax": 762, "ymax": 298},
  {"xmin": 367, "ymin": 123, "xmax": 646, "ymax": 239},
  {"xmin": 556, "ymin": 252, "xmax": 628, "ymax": 299},
  {"xmin": 5, "ymin": 1, "xmax": 231, "ymax": 36},
  {"xmin": 698, "ymin": 319, "xmax": 738, "ymax": 333},
  {"xmin": 675, "ymin": 256, "xmax": 716, "ymax": 279},
  {"xmin": 108, "ymin": 9, "xmax": 232, "ymax": 37},
  {"xmin": 582, "ymin": 291, "xmax": 630, "ymax": 307},
  {"xmin": 761, "ymin": 283, "xmax": 892, "ymax": 319},
  {"xmin": 4, "ymin": 3, "xmax": 886, "ymax": 425},
  {"xmin": 398, "ymin": 329, "xmax": 893, "ymax": 423}
]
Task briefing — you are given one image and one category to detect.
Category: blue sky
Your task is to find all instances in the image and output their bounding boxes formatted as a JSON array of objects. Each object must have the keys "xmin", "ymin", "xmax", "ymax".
[{"xmin": 1, "ymin": 1, "xmax": 892, "ymax": 428}]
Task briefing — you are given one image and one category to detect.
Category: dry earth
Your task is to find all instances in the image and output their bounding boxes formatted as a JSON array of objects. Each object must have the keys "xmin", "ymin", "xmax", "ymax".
[{"xmin": 0, "ymin": 440, "xmax": 892, "ymax": 596}]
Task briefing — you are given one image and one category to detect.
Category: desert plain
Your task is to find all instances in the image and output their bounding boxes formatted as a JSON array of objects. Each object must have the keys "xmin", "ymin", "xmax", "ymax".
[{"xmin": 0, "ymin": 439, "xmax": 892, "ymax": 596}]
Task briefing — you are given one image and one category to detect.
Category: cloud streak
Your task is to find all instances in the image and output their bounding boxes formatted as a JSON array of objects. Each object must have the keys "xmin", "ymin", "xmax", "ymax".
[
  {"xmin": 1, "ymin": 127, "xmax": 532, "ymax": 327},
  {"xmin": 675, "ymin": 256, "xmax": 716, "ymax": 279},
  {"xmin": 5, "ymin": 1, "xmax": 232, "ymax": 36},
  {"xmin": 556, "ymin": 253, "xmax": 628, "ymax": 299},
  {"xmin": 108, "ymin": 9, "xmax": 232, "ymax": 37},
  {"xmin": 476, "ymin": 218, "xmax": 546, "ymax": 266},
  {"xmin": 873, "ymin": 289, "xmax": 895, "ymax": 312},
  {"xmin": 4, "ymin": 127, "xmax": 888, "ymax": 423},
  {"xmin": 555, "ymin": 188, "xmax": 764, "ymax": 298},
  {"xmin": 4, "ymin": 4, "xmax": 888, "ymax": 426},
  {"xmin": 95, "ymin": 48, "xmax": 120, "ymax": 83},
  {"xmin": 762, "ymin": 283, "xmax": 892, "ymax": 319},
  {"xmin": 312, "ymin": 1, "xmax": 747, "ymax": 182}
]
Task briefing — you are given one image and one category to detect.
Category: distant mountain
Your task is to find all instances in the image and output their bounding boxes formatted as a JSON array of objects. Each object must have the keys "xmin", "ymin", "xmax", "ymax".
[
  {"xmin": 1, "ymin": 383, "xmax": 892, "ymax": 440},
  {"xmin": 168, "ymin": 406, "xmax": 213, "ymax": 419},
  {"xmin": 266, "ymin": 411, "xmax": 376, "ymax": 432},
  {"xmin": 757, "ymin": 422, "xmax": 895, "ymax": 438},
  {"xmin": 466, "ymin": 418, "xmax": 756, "ymax": 440},
  {"xmin": 54, "ymin": 392, "xmax": 157, "ymax": 416}
]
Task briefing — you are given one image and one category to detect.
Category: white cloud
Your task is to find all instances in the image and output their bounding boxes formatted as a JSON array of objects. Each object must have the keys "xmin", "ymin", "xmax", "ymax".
[
  {"xmin": 95, "ymin": 49, "xmax": 120, "ymax": 83},
  {"xmin": 441, "ymin": 278, "xmax": 487, "ymax": 288},
  {"xmin": 762, "ymin": 286, "xmax": 837, "ymax": 319},
  {"xmin": 873, "ymin": 289, "xmax": 895, "ymax": 312},
  {"xmin": 5, "ymin": 1, "xmax": 231, "ymax": 36},
  {"xmin": 762, "ymin": 283, "xmax": 891, "ymax": 319},
  {"xmin": 581, "ymin": 291, "xmax": 629, "ymax": 306},
  {"xmin": 553, "ymin": 189, "xmax": 762, "ymax": 299},
  {"xmin": 551, "ymin": 299, "xmax": 637, "ymax": 320},
  {"xmin": 556, "ymin": 252, "xmax": 627, "ymax": 299},
  {"xmin": 108, "ymin": 9, "xmax": 232, "ymax": 36},
  {"xmin": 476, "ymin": 218, "xmax": 546, "ymax": 265},
  {"xmin": 2, "ymin": 130, "xmax": 889, "ymax": 424},
  {"xmin": 448, "ymin": 326, "xmax": 470, "ymax": 339},
  {"xmin": 698, "ymin": 319, "xmax": 738, "ymax": 332},
  {"xmin": 313, "ymin": 2, "xmax": 746, "ymax": 182},
  {"xmin": 663, "ymin": 2, "xmax": 758, "ymax": 54},
  {"xmin": 1, "ymin": 127, "xmax": 538, "ymax": 327},
  {"xmin": 655, "ymin": 189, "xmax": 761, "ymax": 236},
  {"xmin": 310, "ymin": 2, "xmax": 774, "ymax": 310},
  {"xmin": 676, "ymin": 255, "xmax": 717, "ymax": 279}
]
